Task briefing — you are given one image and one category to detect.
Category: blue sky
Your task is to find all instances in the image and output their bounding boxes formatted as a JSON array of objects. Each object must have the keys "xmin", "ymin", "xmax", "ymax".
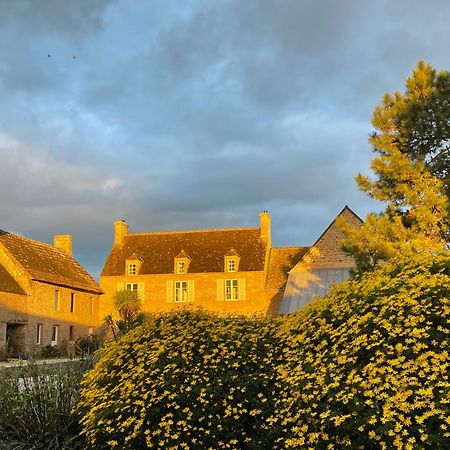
[{"xmin": 1, "ymin": 0, "xmax": 450, "ymax": 278}]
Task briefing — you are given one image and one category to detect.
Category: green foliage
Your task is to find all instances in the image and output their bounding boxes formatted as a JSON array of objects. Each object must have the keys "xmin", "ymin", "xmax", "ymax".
[
  {"xmin": 78, "ymin": 256, "xmax": 450, "ymax": 449},
  {"xmin": 342, "ymin": 61, "xmax": 450, "ymax": 273},
  {"xmin": 105, "ymin": 289, "xmax": 147, "ymax": 341},
  {"xmin": 40, "ymin": 344, "xmax": 62, "ymax": 358},
  {"xmin": 274, "ymin": 253, "xmax": 450, "ymax": 449},
  {"xmin": 0, "ymin": 360, "xmax": 93, "ymax": 449},
  {"xmin": 78, "ymin": 309, "xmax": 284, "ymax": 449},
  {"xmin": 396, "ymin": 62, "xmax": 450, "ymax": 201},
  {"xmin": 76, "ymin": 334, "xmax": 103, "ymax": 356}
]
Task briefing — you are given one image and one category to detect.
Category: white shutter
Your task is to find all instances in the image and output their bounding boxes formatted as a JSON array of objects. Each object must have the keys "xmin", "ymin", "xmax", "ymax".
[
  {"xmin": 188, "ymin": 280, "xmax": 195, "ymax": 302},
  {"xmin": 117, "ymin": 282, "xmax": 124, "ymax": 292},
  {"xmin": 217, "ymin": 279, "xmax": 224, "ymax": 301},
  {"xmin": 138, "ymin": 282, "xmax": 145, "ymax": 304},
  {"xmin": 166, "ymin": 281, "xmax": 174, "ymax": 303},
  {"xmin": 238, "ymin": 278, "xmax": 246, "ymax": 300}
]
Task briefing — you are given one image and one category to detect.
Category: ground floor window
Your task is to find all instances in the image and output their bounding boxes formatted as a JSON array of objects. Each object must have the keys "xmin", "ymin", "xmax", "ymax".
[
  {"xmin": 69, "ymin": 325, "xmax": 74, "ymax": 341},
  {"xmin": 51, "ymin": 325, "xmax": 59, "ymax": 346},
  {"xmin": 36, "ymin": 323, "xmax": 42, "ymax": 345},
  {"xmin": 225, "ymin": 279, "xmax": 239, "ymax": 300},
  {"xmin": 175, "ymin": 281, "xmax": 188, "ymax": 302}
]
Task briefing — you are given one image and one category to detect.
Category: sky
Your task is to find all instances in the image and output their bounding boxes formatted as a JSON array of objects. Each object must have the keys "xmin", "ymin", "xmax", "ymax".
[{"xmin": 1, "ymin": 0, "xmax": 450, "ymax": 279}]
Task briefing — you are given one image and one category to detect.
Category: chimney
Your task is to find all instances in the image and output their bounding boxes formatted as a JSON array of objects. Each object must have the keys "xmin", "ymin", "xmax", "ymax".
[
  {"xmin": 259, "ymin": 211, "xmax": 271, "ymax": 245},
  {"xmin": 114, "ymin": 220, "xmax": 128, "ymax": 247},
  {"xmin": 54, "ymin": 235, "xmax": 72, "ymax": 256}
]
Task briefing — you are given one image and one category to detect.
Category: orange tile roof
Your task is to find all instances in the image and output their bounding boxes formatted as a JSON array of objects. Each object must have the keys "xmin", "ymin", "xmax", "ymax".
[
  {"xmin": 0, "ymin": 231, "xmax": 102, "ymax": 294},
  {"xmin": 102, "ymin": 228, "xmax": 267, "ymax": 275},
  {"xmin": 265, "ymin": 247, "xmax": 309, "ymax": 290},
  {"xmin": 0, "ymin": 263, "xmax": 26, "ymax": 295}
]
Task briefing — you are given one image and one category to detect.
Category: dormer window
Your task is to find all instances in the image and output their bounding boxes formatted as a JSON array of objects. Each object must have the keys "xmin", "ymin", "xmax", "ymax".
[
  {"xmin": 174, "ymin": 249, "xmax": 191, "ymax": 274},
  {"xmin": 128, "ymin": 263, "xmax": 137, "ymax": 275},
  {"xmin": 177, "ymin": 261, "xmax": 186, "ymax": 274},
  {"xmin": 224, "ymin": 249, "xmax": 240, "ymax": 273},
  {"xmin": 125, "ymin": 253, "xmax": 143, "ymax": 276}
]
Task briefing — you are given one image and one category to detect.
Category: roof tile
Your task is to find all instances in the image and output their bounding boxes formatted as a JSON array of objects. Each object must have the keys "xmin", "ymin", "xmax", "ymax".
[
  {"xmin": 266, "ymin": 247, "xmax": 309, "ymax": 290},
  {"xmin": 102, "ymin": 228, "xmax": 267, "ymax": 275},
  {"xmin": 0, "ymin": 231, "xmax": 102, "ymax": 293}
]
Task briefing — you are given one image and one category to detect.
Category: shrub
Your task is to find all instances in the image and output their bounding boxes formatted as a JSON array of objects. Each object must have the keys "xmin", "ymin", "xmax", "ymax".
[
  {"xmin": 274, "ymin": 254, "xmax": 450, "ymax": 449},
  {"xmin": 40, "ymin": 344, "xmax": 61, "ymax": 358},
  {"xmin": 76, "ymin": 334, "xmax": 103, "ymax": 356},
  {"xmin": 0, "ymin": 359, "xmax": 93, "ymax": 449},
  {"xmin": 78, "ymin": 309, "xmax": 284, "ymax": 449}
]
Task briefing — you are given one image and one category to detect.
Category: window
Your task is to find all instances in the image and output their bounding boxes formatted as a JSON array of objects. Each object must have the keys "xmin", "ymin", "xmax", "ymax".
[
  {"xmin": 70, "ymin": 293, "xmax": 75, "ymax": 313},
  {"xmin": 175, "ymin": 281, "xmax": 188, "ymax": 302},
  {"xmin": 69, "ymin": 326, "xmax": 74, "ymax": 341},
  {"xmin": 227, "ymin": 259, "xmax": 236, "ymax": 272},
  {"xmin": 128, "ymin": 263, "xmax": 137, "ymax": 275},
  {"xmin": 225, "ymin": 279, "xmax": 239, "ymax": 300},
  {"xmin": 88, "ymin": 327, "xmax": 94, "ymax": 336},
  {"xmin": 224, "ymin": 250, "xmax": 240, "ymax": 273},
  {"xmin": 36, "ymin": 324, "xmax": 42, "ymax": 345},
  {"xmin": 126, "ymin": 283, "xmax": 138, "ymax": 292},
  {"xmin": 89, "ymin": 297, "xmax": 94, "ymax": 315},
  {"xmin": 177, "ymin": 261, "xmax": 185, "ymax": 274},
  {"xmin": 51, "ymin": 325, "xmax": 59, "ymax": 346},
  {"xmin": 54, "ymin": 290, "xmax": 60, "ymax": 311}
]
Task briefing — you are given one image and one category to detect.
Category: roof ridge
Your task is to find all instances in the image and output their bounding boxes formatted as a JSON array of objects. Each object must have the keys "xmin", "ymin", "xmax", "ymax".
[
  {"xmin": 272, "ymin": 246, "xmax": 309, "ymax": 250},
  {"xmin": 127, "ymin": 227, "xmax": 260, "ymax": 237}
]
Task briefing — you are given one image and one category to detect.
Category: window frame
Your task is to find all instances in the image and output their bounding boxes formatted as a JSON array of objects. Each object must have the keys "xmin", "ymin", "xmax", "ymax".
[
  {"xmin": 128, "ymin": 263, "xmax": 137, "ymax": 276},
  {"xmin": 227, "ymin": 259, "xmax": 236, "ymax": 273},
  {"xmin": 174, "ymin": 280, "xmax": 188, "ymax": 303},
  {"xmin": 51, "ymin": 325, "xmax": 59, "ymax": 346},
  {"xmin": 176, "ymin": 261, "xmax": 185, "ymax": 274},
  {"xmin": 225, "ymin": 279, "xmax": 239, "ymax": 301},
  {"xmin": 36, "ymin": 323, "xmax": 42, "ymax": 345},
  {"xmin": 126, "ymin": 283, "xmax": 138, "ymax": 292}
]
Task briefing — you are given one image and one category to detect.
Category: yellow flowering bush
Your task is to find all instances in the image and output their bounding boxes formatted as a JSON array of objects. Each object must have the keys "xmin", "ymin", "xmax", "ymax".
[
  {"xmin": 274, "ymin": 254, "xmax": 450, "ymax": 449},
  {"xmin": 78, "ymin": 310, "xmax": 284, "ymax": 449}
]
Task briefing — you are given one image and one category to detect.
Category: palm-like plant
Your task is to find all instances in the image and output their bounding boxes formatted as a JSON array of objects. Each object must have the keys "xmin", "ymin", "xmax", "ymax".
[{"xmin": 105, "ymin": 289, "xmax": 146, "ymax": 341}]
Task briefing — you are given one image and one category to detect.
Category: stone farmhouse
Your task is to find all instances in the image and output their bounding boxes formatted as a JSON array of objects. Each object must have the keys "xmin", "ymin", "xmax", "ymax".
[
  {"xmin": 0, "ymin": 206, "xmax": 361, "ymax": 356},
  {"xmin": 0, "ymin": 232, "xmax": 102, "ymax": 356},
  {"xmin": 100, "ymin": 206, "xmax": 361, "ymax": 319}
]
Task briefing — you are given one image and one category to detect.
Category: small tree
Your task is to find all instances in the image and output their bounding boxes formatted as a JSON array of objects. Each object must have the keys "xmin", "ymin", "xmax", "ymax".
[
  {"xmin": 341, "ymin": 61, "xmax": 449, "ymax": 273},
  {"xmin": 105, "ymin": 289, "xmax": 146, "ymax": 341}
]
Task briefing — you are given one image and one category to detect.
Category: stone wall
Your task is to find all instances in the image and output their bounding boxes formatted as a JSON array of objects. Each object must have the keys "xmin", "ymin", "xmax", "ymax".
[{"xmin": 100, "ymin": 271, "xmax": 281, "ymax": 320}]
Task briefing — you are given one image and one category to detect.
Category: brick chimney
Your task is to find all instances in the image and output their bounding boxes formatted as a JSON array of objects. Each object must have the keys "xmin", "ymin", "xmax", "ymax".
[
  {"xmin": 54, "ymin": 235, "xmax": 72, "ymax": 256},
  {"xmin": 259, "ymin": 211, "xmax": 271, "ymax": 245},
  {"xmin": 114, "ymin": 220, "xmax": 128, "ymax": 247}
]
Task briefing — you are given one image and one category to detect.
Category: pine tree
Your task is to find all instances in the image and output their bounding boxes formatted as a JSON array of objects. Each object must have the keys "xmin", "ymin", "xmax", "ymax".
[{"xmin": 341, "ymin": 61, "xmax": 449, "ymax": 273}]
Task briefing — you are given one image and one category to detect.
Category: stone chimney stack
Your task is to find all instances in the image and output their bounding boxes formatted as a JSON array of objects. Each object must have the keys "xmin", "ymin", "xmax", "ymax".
[
  {"xmin": 259, "ymin": 211, "xmax": 271, "ymax": 245},
  {"xmin": 114, "ymin": 220, "xmax": 128, "ymax": 247},
  {"xmin": 54, "ymin": 235, "xmax": 72, "ymax": 256}
]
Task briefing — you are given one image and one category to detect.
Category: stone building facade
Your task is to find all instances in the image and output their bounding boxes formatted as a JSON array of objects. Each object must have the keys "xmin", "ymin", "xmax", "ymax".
[
  {"xmin": 280, "ymin": 206, "xmax": 363, "ymax": 313},
  {"xmin": 0, "ymin": 231, "xmax": 102, "ymax": 356},
  {"xmin": 100, "ymin": 207, "xmax": 360, "ymax": 319}
]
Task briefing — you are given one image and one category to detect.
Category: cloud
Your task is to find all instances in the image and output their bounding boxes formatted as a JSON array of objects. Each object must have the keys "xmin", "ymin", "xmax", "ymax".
[{"xmin": 0, "ymin": 0, "xmax": 450, "ymax": 277}]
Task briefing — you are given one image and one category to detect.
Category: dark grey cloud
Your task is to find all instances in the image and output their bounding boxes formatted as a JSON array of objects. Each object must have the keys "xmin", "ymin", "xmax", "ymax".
[{"xmin": 0, "ymin": 0, "xmax": 450, "ymax": 278}]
